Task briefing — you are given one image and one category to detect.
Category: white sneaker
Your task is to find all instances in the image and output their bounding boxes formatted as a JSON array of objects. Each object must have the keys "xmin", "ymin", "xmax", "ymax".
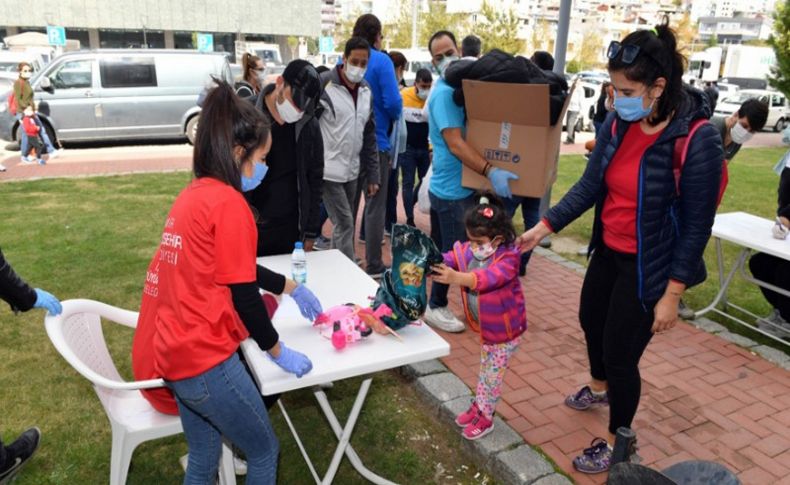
[
  {"xmin": 48, "ymin": 149, "xmax": 61, "ymax": 159},
  {"xmin": 0, "ymin": 163, "xmax": 6, "ymax": 172},
  {"xmin": 179, "ymin": 453, "xmax": 248, "ymax": 476},
  {"xmin": 20, "ymin": 156, "xmax": 35, "ymax": 165},
  {"xmin": 423, "ymin": 306, "xmax": 465, "ymax": 333},
  {"xmin": 233, "ymin": 455, "xmax": 247, "ymax": 475}
]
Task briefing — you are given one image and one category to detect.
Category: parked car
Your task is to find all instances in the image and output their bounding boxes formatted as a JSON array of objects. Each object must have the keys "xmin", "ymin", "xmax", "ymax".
[
  {"xmin": 0, "ymin": 49, "xmax": 232, "ymax": 145},
  {"xmin": 714, "ymin": 89, "xmax": 790, "ymax": 132},
  {"xmin": 0, "ymin": 50, "xmax": 46, "ymax": 75},
  {"xmin": 576, "ymin": 81, "xmax": 603, "ymax": 132}
]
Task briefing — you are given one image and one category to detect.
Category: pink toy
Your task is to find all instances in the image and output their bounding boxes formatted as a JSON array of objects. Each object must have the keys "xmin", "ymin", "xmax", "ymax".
[{"xmin": 313, "ymin": 304, "xmax": 400, "ymax": 349}]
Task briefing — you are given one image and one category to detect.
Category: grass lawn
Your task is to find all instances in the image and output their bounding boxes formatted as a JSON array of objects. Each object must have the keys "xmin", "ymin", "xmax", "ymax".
[
  {"xmin": 522, "ymin": 146, "xmax": 789, "ymax": 351},
  {"xmin": 0, "ymin": 173, "xmax": 498, "ymax": 484}
]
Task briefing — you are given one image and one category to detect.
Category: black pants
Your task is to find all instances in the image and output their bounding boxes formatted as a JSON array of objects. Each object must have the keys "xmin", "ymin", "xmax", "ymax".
[
  {"xmin": 579, "ymin": 245, "xmax": 656, "ymax": 435},
  {"xmin": 749, "ymin": 252, "xmax": 790, "ymax": 321},
  {"xmin": 256, "ymin": 219, "xmax": 300, "ymax": 257}
]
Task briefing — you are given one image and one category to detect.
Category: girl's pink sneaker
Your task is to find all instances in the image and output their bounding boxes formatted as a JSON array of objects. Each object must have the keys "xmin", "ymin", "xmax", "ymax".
[
  {"xmin": 454, "ymin": 401, "xmax": 480, "ymax": 427},
  {"xmin": 463, "ymin": 413, "xmax": 494, "ymax": 440}
]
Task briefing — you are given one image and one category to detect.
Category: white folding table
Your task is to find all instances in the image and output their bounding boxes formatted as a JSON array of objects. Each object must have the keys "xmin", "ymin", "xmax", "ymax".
[
  {"xmin": 694, "ymin": 211, "xmax": 790, "ymax": 346},
  {"xmin": 240, "ymin": 250, "xmax": 451, "ymax": 484}
]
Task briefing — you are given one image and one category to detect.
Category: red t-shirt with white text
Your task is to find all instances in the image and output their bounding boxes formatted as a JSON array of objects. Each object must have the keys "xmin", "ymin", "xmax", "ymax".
[
  {"xmin": 602, "ymin": 123, "xmax": 664, "ymax": 254},
  {"xmin": 132, "ymin": 177, "xmax": 257, "ymax": 414}
]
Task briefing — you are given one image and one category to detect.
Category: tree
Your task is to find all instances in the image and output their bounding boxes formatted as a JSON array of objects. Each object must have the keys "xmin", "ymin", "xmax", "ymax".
[
  {"xmin": 334, "ymin": 10, "xmax": 360, "ymax": 48},
  {"xmin": 706, "ymin": 34, "xmax": 719, "ymax": 48},
  {"xmin": 383, "ymin": 0, "xmax": 414, "ymax": 49},
  {"xmin": 530, "ymin": 19, "xmax": 553, "ymax": 55},
  {"xmin": 572, "ymin": 31, "xmax": 603, "ymax": 71},
  {"xmin": 476, "ymin": 0, "xmax": 526, "ymax": 55},
  {"xmin": 306, "ymin": 37, "xmax": 319, "ymax": 55},
  {"xmin": 287, "ymin": 36, "xmax": 299, "ymax": 59},
  {"xmin": 675, "ymin": 12, "xmax": 698, "ymax": 53},
  {"xmin": 418, "ymin": 1, "xmax": 468, "ymax": 48},
  {"xmin": 770, "ymin": 0, "xmax": 790, "ymax": 96}
]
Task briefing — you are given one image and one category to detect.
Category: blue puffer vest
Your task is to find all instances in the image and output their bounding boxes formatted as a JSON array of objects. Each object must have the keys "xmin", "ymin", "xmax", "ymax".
[{"xmin": 546, "ymin": 87, "xmax": 724, "ymax": 304}]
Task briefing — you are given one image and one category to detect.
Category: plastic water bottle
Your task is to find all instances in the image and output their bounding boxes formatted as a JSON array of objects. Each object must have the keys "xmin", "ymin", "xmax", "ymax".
[{"xmin": 291, "ymin": 242, "xmax": 307, "ymax": 285}]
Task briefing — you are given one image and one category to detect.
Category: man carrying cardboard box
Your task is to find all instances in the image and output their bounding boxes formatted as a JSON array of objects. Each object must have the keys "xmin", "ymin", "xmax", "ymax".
[{"xmin": 422, "ymin": 30, "xmax": 520, "ymax": 333}]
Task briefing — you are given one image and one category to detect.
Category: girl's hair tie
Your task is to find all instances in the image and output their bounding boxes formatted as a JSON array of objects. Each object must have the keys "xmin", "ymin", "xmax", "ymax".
[
  {"xmin": 480, "ymin": 207, "xmax": 494, "ymax": 219},
  {"xmin": 479, "ymin": 196, "xmax": 490, "ymax": 205}
]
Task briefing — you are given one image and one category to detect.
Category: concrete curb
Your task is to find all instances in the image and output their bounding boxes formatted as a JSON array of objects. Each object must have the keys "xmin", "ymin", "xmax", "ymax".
[
  {"xmin": 535, "ymin": 246, "xmax": 790, "ymax": 370},
  {"xmin": 403, "ymin": 362, "xmax": 573, "ymax": 485}
]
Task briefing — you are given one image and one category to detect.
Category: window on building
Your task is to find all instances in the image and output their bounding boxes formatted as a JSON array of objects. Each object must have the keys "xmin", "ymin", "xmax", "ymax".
[
  {"xmin": 49, "ymin": 59, "xmax": 93, "ymax": 89},
  {"xmin": 99, "ymin": 57, "xmax": 157, "ymax": 88}
]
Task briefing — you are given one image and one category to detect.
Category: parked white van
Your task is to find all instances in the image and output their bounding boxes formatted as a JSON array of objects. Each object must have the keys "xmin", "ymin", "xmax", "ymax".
[
  {"xmin": 714, "ymin": 89, "xmax": 790, "ymax": 132},
  {"xmin": 0, "ymin": 49, "xmax": 232, "ymax": 145}
]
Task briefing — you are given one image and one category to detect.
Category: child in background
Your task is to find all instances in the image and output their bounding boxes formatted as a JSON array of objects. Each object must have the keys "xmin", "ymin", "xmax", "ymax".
[
  {"xmin": 21, "ymin": 106, "xmax": 45, "ymax": 165},
  {"xmin": 431, "ymin": 194, "xmax": 527, "ymax": 440}
]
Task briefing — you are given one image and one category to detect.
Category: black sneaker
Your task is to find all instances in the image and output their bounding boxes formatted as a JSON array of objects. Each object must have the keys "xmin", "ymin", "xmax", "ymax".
[
  {"xmin": 0, "ymin": 427, "xmax": 41, "ymax": 485},
  {"xmin": 366, "ymin": 266, "xmax": 389, "ymax": 280}
]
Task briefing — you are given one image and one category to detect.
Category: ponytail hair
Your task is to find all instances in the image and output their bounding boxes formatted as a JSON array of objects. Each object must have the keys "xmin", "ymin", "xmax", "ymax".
[
  {"xmin": 464, "ymin": 192, "xmax": 516, "ymax": 245},
  {"xmin": 193, "ymin": 78, "xmax": 271, "ymax": 191},
  {"xmin": 608, "ymin": 16, "xmax": 686, "ymax": 126},
  {"xmin": 242, "ymin": 53, "xmax": 263, "ymax": 87}
]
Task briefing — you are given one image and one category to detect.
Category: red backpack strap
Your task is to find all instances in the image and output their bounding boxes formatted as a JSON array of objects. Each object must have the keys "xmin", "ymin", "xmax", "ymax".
[{"xmin": 672, "ymin": 118, "xmax": 708, "ymax": 195}]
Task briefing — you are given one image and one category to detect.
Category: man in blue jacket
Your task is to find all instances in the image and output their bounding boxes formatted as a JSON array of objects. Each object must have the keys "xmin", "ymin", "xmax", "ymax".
[{"xmin": 353, "ymin": 14, "xmax": 402, "ymax": 278}]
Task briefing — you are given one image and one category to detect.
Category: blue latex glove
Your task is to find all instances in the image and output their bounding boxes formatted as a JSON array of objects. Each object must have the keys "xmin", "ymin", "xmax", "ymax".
[
  {"xmin": 269, "ymin": 342, "xmax": 313, "ymax": 377},
  {"xmin": 291, "ymin": 285, "xmax": 323, "ymax": 321},
  {"xmin": 487, "ymin": 167, "xmax": 519, "ymax": 199},
  {"xmin": 33, "ymin": 288, "xmax": 62, "ymax": 315}
]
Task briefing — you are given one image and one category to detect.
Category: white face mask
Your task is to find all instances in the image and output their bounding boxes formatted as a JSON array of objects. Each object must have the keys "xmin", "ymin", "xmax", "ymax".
[
  {"xmin": 20, "ymin": 71, "xmax": 31, "ymax": 79},
  {"xmin": 276, "ymin": 96, "xmax": 304, "ymax": 123},
  {"xmin": 472, "ymin": 241, "xmax": 497, "ymax": 261},
  {"xmin": 730, "ymin": 122, "xmax": 753, "ymax": 145},
  {"xmin": 417, "ymin": 87, "xmax": 430, "ymax": 100},
  {"xmin": 435, "ymin": 56, "xmax": 459, "ymax": 78},
  {"xmin": 345, "ymin": 64, "xmax": 367, "ymax": 84}
]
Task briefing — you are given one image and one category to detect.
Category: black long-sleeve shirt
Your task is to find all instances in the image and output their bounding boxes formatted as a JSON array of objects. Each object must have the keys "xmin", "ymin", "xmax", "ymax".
[
  {"xmin": 228, "ymin": 264, "xmax": 288, "ymax": 352},
  {"xmin": 0, "ymin": 248, "xmax": 36, "ymax": 313}
]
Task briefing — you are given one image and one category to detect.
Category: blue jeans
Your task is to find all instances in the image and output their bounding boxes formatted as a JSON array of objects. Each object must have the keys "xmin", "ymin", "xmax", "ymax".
[
  {"xmin": 16, "ymin": 113, "xmax": 55, "ymax": 156},
  {"xmin": 505, "ymin": 196, "xmax": 541, "ymax": 272},
  {"xmin": 429, "ymin": 192, "xmax": 475, "ymax": 308},
  {"xmin": 399, "ymin": 147, "xmax": 431, "ymax": 224},
  {"xmin": 168, "ymin": 353, "xmax": 279, "ymax": 485}
]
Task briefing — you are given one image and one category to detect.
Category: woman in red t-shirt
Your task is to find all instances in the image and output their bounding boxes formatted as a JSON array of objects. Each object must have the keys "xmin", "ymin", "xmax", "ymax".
[
  {"xmin": 132, "ymin": 81, "xmax": 313, "ymax": 484},
  {"xmin": 518, "ymin": 20, "xmax": 723, "ymax": 474}
]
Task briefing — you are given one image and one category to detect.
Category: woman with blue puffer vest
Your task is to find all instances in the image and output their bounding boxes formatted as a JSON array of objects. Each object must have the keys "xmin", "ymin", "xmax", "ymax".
[{"xmin": 518, "ymin": 19, "xmax": 724, "ymax": 474}]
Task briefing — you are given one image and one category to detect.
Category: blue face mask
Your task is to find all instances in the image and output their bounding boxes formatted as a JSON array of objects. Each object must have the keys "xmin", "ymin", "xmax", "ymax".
[
  {"xmin": 241, "ymin": 162, "xmax": 268, "ymax": 192},
  {"xmin": 613, "ymin": 92, "xmax": 654, "ymax": 122}
]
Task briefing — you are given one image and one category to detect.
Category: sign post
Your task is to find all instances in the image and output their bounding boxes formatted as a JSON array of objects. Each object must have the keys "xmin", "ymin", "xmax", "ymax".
[
  {"xmin": 319, "ymin": 36, "xmax": 334, "ymax": 54},
  {"xmin": 197, "ymin": 33, "xmax": 214, "ymax": 53}
]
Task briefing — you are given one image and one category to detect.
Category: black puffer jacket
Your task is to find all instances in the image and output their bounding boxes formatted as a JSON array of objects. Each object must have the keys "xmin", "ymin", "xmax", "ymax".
[
  {"xmin": 250, "ymin": 83, "xmax": 324, "ymax": 241},
  {"xmin": 0, "ymin": 248, "xmax": 36, "ymax": 313},
  {"xmin": 546, "ymin": 87, "xmax": 724, "ymax": 303}
]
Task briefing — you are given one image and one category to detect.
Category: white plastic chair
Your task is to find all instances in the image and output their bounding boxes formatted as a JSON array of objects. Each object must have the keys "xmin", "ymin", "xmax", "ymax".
[{"xmin": 44, "ymin": 299, "xmax": 235, "ymax": 485}]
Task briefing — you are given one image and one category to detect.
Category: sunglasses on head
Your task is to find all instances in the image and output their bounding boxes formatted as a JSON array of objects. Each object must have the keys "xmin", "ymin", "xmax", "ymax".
[{"xmin": 607, "ymin": 41, "xmax": 642, "ymax": 64}]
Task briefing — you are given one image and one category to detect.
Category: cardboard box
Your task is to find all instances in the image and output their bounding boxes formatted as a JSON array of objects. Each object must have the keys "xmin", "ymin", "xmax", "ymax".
[{"xmin": 461, "ymin": 79, "xmax": 574, "ymax": 198}]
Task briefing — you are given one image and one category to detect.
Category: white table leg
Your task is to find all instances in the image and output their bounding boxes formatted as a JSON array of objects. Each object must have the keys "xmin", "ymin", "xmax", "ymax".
[
  {"xmin": 694, "ymin": 246, "xmax": 749, "ymax": 319},
  {"xmin": 217, "ymin": 441, "xmax": 236, "ymax": 485},
  {"xmin": 313, "ymin": 378, "xmax": 399, "ymax": 485}
]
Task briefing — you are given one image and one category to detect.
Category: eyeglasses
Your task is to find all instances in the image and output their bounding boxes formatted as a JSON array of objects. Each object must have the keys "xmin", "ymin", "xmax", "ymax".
[{"xmin": 607, "ymin": 41, "xmax": 641, "ymax": 64}]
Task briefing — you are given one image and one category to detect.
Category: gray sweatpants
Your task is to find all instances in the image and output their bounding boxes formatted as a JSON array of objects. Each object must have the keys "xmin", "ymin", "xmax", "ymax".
[
  {"xmin": 323, "ymin": 178, "xmax": 360, "ymax": 262},
  {"xmin": 364, "ymin": 151, "xmax": 390, "ymax": 273}
]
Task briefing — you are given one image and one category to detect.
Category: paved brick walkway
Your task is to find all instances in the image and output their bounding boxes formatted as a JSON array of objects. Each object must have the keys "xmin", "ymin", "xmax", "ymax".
[{"xmin": 359, "ymin": 210, "xmax": 790, "ymax": 485}]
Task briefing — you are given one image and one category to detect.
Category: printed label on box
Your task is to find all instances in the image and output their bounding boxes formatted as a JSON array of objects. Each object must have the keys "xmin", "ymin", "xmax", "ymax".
[
  {"xmin": 484, "ymin": 148, "xmax": 522, "ymax": 164},
  {"xmin": 499, "ymin": 122, "xmax": 512, "ymax": 150}
]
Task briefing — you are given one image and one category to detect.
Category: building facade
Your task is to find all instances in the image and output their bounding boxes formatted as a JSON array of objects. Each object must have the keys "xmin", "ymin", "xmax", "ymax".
[{"xmin": 0, "ymin": 0, "xmax": 321, "ymax": 62}]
